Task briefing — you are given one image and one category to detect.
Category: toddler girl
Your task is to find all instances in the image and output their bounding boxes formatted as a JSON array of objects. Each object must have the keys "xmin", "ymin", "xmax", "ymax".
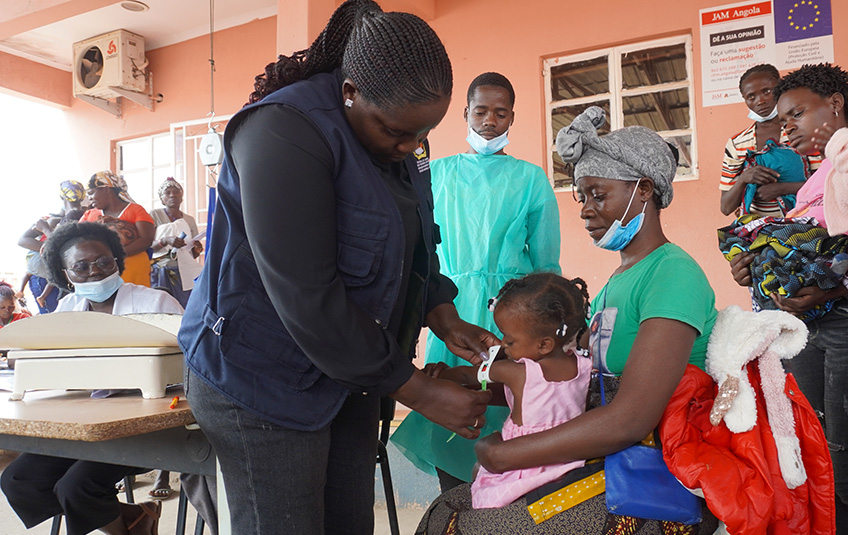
[{"xmin": 434, "ymin": 272, "xmax": 592, "ymax": 508}]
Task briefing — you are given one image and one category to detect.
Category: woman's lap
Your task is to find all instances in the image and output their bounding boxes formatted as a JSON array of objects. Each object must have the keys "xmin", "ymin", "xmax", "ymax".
[{"xmin": 416, "ymin": 483, "xmax": 717, "ymax": 535}]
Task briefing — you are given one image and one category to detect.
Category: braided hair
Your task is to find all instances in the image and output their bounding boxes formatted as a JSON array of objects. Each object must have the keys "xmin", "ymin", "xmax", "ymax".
[
  {"xmin": 738, "ymin": 64, "xmax": 780, "ymax": 92},
  {"xmin": 774, "ymin": 63, "xmax": 848, "ymax": 114},
  {"xmin": 248, "ymin": 0, "xmax": 452, "ymax": 108},
  {"xmin": 494, "ymin": 273, "xmax": 590, "ymax": 346},
  {"xmin": 41, "ymin": 222, "xmax": 126, "ymax": 293},
  {"xmin": 467, "ymin": 72, "xmax": 515, "ymax": 107}
]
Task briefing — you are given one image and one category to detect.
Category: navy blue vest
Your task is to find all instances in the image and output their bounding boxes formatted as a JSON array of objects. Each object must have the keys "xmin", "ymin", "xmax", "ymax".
[{"xmin": 178, "ymin": 71, "xmax": 439, "ymax": 430}]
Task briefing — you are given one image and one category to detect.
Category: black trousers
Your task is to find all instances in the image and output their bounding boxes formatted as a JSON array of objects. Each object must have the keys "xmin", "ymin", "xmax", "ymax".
[{"xmin": 0, "ymin": 453, "xmax": 147, "ymax": 535}]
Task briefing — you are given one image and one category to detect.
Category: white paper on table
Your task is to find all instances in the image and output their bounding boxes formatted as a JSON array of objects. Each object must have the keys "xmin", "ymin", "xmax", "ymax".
[{"xmin": 175, "ymin": 246, "xmax": 204, "ymax": 291}]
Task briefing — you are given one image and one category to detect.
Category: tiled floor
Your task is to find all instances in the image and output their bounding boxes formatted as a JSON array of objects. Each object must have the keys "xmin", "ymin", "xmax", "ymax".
[{"xmin": 0, "ymin": 451, "xmax": 429, "ymax": 535}]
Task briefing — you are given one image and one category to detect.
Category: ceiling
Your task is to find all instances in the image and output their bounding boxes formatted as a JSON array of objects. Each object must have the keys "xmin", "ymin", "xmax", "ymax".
[{"xmin": 0, "ymin": 0, "xmax": 277, "ymax": 71}]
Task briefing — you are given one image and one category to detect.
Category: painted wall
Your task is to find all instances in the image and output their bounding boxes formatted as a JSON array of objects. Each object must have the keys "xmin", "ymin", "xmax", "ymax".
[
  {"xmin": 4, "ymin": 0, "xmax": 846, "ymax": 310},
  {"xmin": 420, "ymin": 0, "xmax": 847, "ymax": 310}
]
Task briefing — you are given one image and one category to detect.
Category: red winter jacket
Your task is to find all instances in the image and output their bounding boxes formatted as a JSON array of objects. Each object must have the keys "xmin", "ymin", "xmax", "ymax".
[{"xmin": 659, "ymin": 364, "xmax": 834, "ymax": 534}]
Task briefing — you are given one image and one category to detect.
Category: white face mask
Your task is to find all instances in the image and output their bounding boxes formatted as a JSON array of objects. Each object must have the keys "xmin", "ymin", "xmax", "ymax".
[
  {"xmin": 466, "ymin": 125, "xmax": 510, "ymax": 155},
  {"xmin": 748, "ymin": 106, "xmax": 778, "ymax": 122}
]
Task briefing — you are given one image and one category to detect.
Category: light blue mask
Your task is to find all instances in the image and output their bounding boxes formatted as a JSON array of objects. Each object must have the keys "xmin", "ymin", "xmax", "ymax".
[
  {"xmin": 748, "ymin": 106, "xmax": 778, "ymax": 122},
  {"xmin": 466, "ymin": 125, "xmax": 509, "ymax": 155},
  {"xmin": 594, "ymin": 182, "xmax": 647, "ymax": 251},
  {"xmin": 72, "ymin": 270, "xmax": 124, "ymax": 303}
]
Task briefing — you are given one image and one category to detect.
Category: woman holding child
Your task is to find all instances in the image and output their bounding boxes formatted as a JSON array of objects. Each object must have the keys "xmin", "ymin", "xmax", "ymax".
[{"xmin": 418, "ymin": 107, "xmax": 718, "ymax": 534}]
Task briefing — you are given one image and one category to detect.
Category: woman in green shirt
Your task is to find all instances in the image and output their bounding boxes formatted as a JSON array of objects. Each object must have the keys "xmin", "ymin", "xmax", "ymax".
[{"xmin": 416, "ymin": 107, "xmax": 718, "ymax": 534}]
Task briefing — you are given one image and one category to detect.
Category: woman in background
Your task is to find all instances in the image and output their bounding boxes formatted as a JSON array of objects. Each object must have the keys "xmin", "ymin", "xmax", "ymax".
[
  {"xmin": 150, "ymin": 177, "xmax": 202, "ymax": 309},
  {"xmin": 0, "ymin": 222, "xmax": 182, "ymax": 535},
  {"xmin": 0, "ymin": 282, "xmax": 30, "ymax": 328},
  {"xmin": 730, "ymin": 62, "xmax": 848, "ymax": 531},
  {"xmin": 80, "ymin": 171, "xmax": 154, "ymax": 287}
]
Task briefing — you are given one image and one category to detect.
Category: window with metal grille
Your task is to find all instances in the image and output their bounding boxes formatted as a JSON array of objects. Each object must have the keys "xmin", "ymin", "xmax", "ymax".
[{"xmin": 544, "ymin": 35, "xmax": 697, "ymax": 189}]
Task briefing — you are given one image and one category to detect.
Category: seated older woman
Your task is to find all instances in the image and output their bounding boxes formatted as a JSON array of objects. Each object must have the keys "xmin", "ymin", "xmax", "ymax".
[
  {"xmin": 417, "ymin": 107, "xmax": 719, "ymax": 534},
  {"xmin": 0, "ymin": 221, "xmax": 182, "ymax": 535}
]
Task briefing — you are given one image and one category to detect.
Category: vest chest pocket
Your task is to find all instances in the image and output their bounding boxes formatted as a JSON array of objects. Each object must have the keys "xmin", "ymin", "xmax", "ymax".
[{"xmin": 336, "ymin": 200, "xmax": 389, "ymax": 287}]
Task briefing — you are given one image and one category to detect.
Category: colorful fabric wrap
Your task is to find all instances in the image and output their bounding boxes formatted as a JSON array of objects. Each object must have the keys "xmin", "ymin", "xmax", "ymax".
[
  {"xmin": 158, "ymin": 177, "xmax": 183, "ymax": 199},
  {"xmin": 718, "ymin": 214, "xmax": 848, "ymax": 321},
  {"xmin": 89, "ymin": 170, "xmax": 134, "ymax": 203},
  {"xmin": 742, "ymin": 139, "xmax": 809, "ymax": 215},
  {"xmin": 60, "ymin": 180, "xmax": 86, "ymax": 203}
]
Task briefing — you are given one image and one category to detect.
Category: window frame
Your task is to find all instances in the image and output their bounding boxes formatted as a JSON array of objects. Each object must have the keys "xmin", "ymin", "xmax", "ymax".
[
  {"xmin": 543, "ymin": 34, "xmax": 697, "ymax": 190},
  {"xmin": 115, "ymin": 132, "xmax": 174, "ymax": 213}
]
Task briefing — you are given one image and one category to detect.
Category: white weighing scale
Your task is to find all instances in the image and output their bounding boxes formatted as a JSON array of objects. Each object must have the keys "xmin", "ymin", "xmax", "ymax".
[{"xmin": 0, "ymin": 312, "xmax": 183, "ymax": 401}]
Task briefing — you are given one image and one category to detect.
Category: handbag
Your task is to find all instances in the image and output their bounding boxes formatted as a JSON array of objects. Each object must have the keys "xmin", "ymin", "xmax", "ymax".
[{"xmin": 599, "ymin": 373, "xmax": 702, "ymax": 524}]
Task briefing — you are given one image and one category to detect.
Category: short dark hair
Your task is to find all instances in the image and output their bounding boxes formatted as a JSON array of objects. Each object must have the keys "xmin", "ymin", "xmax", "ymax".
[
  {"xmin": 249, "ymin": 0, "xmax": 452, "ymax": 109},
  {"xmin": 494, "ymin": 273, "xmax": 589, "ymax": 345},
  {"xmin": 41, "ymin": 222, "xmax": 126, "ymax": 292},
  {"xmin": 0, "ymin": 282, "xmax": 14, "ymax": 301},
  {"xmin": 774, "ymin": 63, "xmax": 848, "ymax": 115},
  {"xmin": 467, "ymin": 72, "xmax": 515, "ymax": 107},
  {"xmin": 738, "ymin": 64, "xmax": 780, "ymax": 92}
]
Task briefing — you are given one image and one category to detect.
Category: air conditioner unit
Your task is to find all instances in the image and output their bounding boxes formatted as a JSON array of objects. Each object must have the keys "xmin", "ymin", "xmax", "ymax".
[{"xmin": 72, "ymin": 29, "xmax": 147, "ymax": 100}]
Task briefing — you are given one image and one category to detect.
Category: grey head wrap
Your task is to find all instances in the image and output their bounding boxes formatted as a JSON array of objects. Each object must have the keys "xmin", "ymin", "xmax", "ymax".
[{"xmin": 555, "ymin": 106, "xmax": 677, "ymax": 208}]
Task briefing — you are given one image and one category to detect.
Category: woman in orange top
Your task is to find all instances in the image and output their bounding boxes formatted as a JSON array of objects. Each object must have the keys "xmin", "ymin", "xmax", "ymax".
[
  {"xmin": 0, "ymin": 282, "xmax": 30, "ymax": 328},
  {"xmin": 80, "ymin": 171, "xmax": 154, "ymax": 287}
]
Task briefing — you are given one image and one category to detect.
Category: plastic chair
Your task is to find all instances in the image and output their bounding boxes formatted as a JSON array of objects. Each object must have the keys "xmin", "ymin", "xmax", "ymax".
[
  {"xmin": 50, "ymin": 475, "xmax": 135, "ymax": 535},
  {"xmin": 377, "ymin": 397, "xmax": 400, "ymax": 535}
]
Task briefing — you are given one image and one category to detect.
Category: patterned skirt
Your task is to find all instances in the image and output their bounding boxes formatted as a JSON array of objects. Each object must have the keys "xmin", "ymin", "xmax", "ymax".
[{"xmin": 415, "ymin": 483, "xmax": 718, "ymax": 535}]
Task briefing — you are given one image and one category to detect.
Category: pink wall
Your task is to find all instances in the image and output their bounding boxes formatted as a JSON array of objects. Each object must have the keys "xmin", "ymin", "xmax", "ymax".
[
  {"xmin": 0, "ymin": 50, "xmax": 71, "ymax": 108},
  {"xmin": 422, "ymin": 0, "xmax": 847, "ymax": 310},
  {"xmin": 4, "ymin": 0, "xmax": 846, "ymax": 310}
]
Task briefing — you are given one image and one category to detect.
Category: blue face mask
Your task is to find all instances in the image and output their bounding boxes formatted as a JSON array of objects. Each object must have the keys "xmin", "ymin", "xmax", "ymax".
[
  {"xmin": 594, "ymin": 182, "xmax": 647, "ymax": 251},
  {"xmin": 72, "ymin": 270, "xmax": 124, "ymax": 303},
  {"xmin": 466, "ymin": 125, "xmax": 509, "ymax": 155}
]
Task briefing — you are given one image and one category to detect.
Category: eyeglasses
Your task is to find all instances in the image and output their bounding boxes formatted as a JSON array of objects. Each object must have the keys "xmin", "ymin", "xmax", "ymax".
[{"xmin": 64, "ymin": 256, "xmax": 118, "ymax": 277}]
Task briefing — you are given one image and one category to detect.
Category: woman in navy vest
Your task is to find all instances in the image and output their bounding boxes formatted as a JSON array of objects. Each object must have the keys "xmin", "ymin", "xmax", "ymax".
[{"xmin": 178, "ymin": 1, "xmax": 497, "ymax": 532}]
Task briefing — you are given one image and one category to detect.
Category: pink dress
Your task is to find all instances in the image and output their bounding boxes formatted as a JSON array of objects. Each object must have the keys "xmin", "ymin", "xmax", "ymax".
[{"xmin": 471, "ymin": 353, "xmax": 591, "ymax": 509}]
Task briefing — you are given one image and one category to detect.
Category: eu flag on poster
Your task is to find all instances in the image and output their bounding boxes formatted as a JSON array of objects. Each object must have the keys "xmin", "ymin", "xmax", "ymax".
[{"xmin": 773, "ymin": 0, "xmax": 832, "ymax": 43}]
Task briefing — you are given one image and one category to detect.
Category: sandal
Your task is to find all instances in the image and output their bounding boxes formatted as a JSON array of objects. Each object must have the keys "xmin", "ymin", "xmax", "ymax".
[
  {"xmin": 125, "ymin": 501, "xmax": 161, "ymax": 535},
  {"xmin": 148, "ymin": 487, "xmax": 173, "ymax": 500}
]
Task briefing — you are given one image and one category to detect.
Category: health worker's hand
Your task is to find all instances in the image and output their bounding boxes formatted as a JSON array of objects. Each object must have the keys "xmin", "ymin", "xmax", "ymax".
[
  {"xmin": 392, "ymin": 370, "xmax": 492, "ymax": 440},
  {"xmin": 426, "ymin": 303, "xmax": 500, "ymax": 365}
]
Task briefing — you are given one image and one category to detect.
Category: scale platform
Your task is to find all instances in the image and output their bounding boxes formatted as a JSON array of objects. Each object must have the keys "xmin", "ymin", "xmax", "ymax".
[{"xmin": 0, "ymin": 312, "xmax": 183, "ymax": 401}]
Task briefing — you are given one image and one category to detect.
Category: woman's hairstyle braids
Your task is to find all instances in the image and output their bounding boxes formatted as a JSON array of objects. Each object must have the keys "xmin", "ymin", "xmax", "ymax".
[
  {"xmin": 41, "ymin": 222, "xmax": 126, "ymax": 293},
  {"xmin": 494, "ymin": 273, "xmax": 590, "ymax": 345},
  {"xmin": 738, "ymin": 64, "xmax": 780, "ymax": 92},
  {"xmin": 248, "ymin": 0, "xmax": 452, "ymax": 109},
  {"xmin": 774, "ymin": 63, "xmax": 848, "ymax": 114},
  {"xmin": 0, "ymin": 282, "xmax": 14, "ymax": 300}
]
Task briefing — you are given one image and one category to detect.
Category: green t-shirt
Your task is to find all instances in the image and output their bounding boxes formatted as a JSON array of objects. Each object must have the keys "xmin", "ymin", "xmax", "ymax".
[{"xmin": 589, "ymin": 243, "xmax": 717, "ymax": 375}]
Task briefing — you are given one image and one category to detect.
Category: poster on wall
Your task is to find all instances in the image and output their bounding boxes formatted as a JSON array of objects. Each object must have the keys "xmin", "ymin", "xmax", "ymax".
[
  {"xmin": 699, "ymin": 0, "xmax": 833, "ymax": 107},
  {"xmin": 773, "ymin": 0, "xmax": 833, "ymax": 69}
]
